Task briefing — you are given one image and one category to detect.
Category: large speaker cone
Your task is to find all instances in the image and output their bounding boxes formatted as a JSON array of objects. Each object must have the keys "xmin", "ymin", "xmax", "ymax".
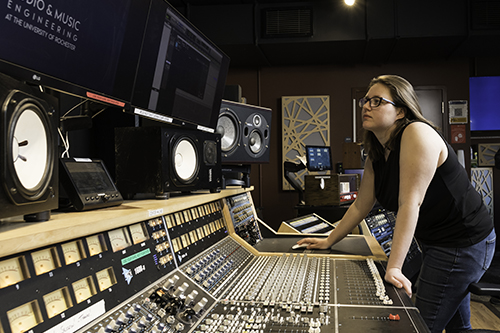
[
  {"xmin": 217, "ymin": 109, "xmax": 240, "ymax": 155},
  {"xmin": 173, "ymin": 137, "xmax": 198, "ymax": 184},
  {"xmin": 248, "ymin": 130, "xmax": 263, "ymax": 154},
  {"xmin": 5, "ymin": 91, "xmax": 54, "ymax": 202}
]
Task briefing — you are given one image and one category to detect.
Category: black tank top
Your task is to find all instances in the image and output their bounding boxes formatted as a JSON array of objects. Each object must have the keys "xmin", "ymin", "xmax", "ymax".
[{"xmin": 372, "ymin": 122, "xmax": 493, "ymax": 247}]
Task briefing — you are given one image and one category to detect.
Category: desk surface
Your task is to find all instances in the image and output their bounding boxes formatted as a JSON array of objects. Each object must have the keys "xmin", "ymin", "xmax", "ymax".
[
  {"xmin": 254, "ymin": 235, "xmax": 373, "ymax": 256},
  {"xmin": 0, "ymin": 187, "xmax": 251, "ymax": 258}
]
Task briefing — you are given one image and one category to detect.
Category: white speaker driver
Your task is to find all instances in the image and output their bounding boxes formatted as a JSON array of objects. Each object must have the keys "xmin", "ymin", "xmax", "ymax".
[
  {"xmin": 217, "ymin": 109, "xmax": 240, "ymax": 154},
  {"xmin": 248, "ymin": 130, "xmax": 263, "ymax": 154},
  {"xmin": 252, "ymin": 114, "xmax": 262, "ymax": 127},
  {"xmin": 174, "ymin": 139, "xmax": 198, "ymax": 182},
  {"xmin": 12, "ymin": 106, "xmax": 49, "ymax": 192}
]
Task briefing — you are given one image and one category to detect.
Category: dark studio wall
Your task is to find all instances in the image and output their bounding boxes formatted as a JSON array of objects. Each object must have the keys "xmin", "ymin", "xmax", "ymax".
[
  {"xmin": 62, "ymin": 0, "xmax": 500, "ymax": 235},
  {"xmin": 225, "ymin": 59, "xmax": 473, "ymax": 229},
  {"xmin": 178, "ymin": 0, "xmax": 500, "ymax": 231}
]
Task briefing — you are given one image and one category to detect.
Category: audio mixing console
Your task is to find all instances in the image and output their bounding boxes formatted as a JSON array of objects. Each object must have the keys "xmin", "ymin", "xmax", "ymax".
[{"xmin": 0, "ymin": 191, "xmax": 429, "ymax": 333}]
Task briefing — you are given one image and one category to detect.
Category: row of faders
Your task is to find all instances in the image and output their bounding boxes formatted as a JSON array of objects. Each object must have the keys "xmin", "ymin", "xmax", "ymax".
[
  {"xmin": 220, "ymin": 254, "xmax": 332, "ymax": 309},
  {"xmin": 191, "ymin": 255, "xmax": 427, "ymax": 333}
]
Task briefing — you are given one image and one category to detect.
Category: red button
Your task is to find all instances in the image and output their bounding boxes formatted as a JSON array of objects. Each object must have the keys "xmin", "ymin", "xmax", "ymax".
[{"xmin": 389, "ymin": 314, "xmax": 400, "ymax": 321}]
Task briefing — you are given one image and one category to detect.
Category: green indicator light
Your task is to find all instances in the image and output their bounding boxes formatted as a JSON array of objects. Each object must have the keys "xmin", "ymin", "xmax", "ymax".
[{"xmin": 121, "ymin": 249, "xmax": 151, "ymax": 266}]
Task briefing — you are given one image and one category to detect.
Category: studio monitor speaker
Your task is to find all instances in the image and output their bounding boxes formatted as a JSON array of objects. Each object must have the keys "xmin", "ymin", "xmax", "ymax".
[
  {"xmin": 115, "ymin": 126, "xmax": 222, "ymax": 199},
  {"xmin": 217, "ymin": 100, "xmax": 272, "ymax": 164},
  {"xmin": 0, "ymin": 72, "xmax": 59, "ymax": 221}
]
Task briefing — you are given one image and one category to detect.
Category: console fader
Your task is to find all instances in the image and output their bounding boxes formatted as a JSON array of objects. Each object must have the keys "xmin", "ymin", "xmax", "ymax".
[{"xmin": 0, "ymin": 192, "xmax": 428, "ymax": 333}]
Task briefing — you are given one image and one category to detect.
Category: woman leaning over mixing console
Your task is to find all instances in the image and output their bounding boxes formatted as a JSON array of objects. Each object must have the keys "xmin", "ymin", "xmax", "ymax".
[{"xmin": 297, "ymin": 74, "xmax": 496, "ymax": 333}]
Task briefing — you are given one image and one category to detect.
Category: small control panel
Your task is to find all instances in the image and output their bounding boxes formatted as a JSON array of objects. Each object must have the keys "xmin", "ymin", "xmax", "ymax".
[
  {"xmin": 226, "ymin": 193, "xmax": 262, "ymax": 245},
  {"xmin": 283, "ymin": 213, "xmax": 336, "ymax": 234},
  {"xmin": 364, "ymin": 209, "xmax": 422, "ymax": 280},
  {"xmin": 59, "ymin": 158, "xmax": 123, "ymax": 211}
]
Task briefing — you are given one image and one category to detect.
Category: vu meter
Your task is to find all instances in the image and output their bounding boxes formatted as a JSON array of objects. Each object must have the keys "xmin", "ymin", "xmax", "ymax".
[
  {"xmin": 31, "ymin": 248, "xmax": 60, "ymax": 275},
  {"xmin": 7, "ymin": 301, "xmax": 43, "ymax": 333},
  {"xmin": 43, "ymin": 287, "xmax": 73, "ymax": 318},
  {"xmin": 108, "ymin": 227, "xmax": 132, "ymax": 252},
  {"xmin": 96, "ymin": 267, "xmax": 117, "ymax": 291},
  {"xmin": 86, "ymin": 234, "xmax": 107, "ymax": 256},
  {"xmin": 0, "ymin": 256, "xmax": 29, "ymax": 288},
  {"xmin": 72, "ymin": 276, "xmax": 96, "ymax": 304},
  {"xmin": 129, "ymin": 223, "xmax": 149, "ymax": 244},
  {"xmin": 61, "ymin": 240, "xmax": 86, "ymax": 265}
]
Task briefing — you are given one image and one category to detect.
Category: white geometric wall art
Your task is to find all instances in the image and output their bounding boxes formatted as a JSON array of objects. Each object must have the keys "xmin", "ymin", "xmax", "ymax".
[
  {"xmin": 471, "ymin": 167, "xmax": 494, "ymax": 220},
  {"xmin": 478, "ymin": 143, "xmax": 500, "ymax": 167},
  {"xmin": 282, "ymin": 96, "xmax": 330, "ymax": 190}
]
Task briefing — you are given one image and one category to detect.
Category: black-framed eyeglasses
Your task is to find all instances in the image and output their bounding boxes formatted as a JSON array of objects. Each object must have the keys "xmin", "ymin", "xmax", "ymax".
[{"xmin": 359, "ymin": 96, "xmax": 396, "ymax": 108}]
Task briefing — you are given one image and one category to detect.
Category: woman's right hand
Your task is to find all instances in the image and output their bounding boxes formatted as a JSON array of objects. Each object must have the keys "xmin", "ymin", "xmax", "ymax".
[{"xmin": 296, "ymin": 237, "xmax": 332, "ymax": 250}]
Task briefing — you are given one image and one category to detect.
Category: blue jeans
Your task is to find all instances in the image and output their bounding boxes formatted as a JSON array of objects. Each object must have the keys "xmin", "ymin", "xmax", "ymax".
[{"xmin": 415, "ymin": 229, "xmax": 496, "ymax": 333}]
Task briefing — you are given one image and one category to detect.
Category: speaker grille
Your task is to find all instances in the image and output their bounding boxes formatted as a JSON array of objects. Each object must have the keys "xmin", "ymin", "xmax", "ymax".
[
  {"xmin": 262, "ymin": 6, "xmax": 313, "ymax": 38},
  {"xmin": 204, "ymin": 140, "xmax": 218, "ymax": 165}
]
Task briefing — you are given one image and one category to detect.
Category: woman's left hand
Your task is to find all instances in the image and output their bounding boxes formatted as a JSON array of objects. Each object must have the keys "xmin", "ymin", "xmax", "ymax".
[{"xmin": 385, "ymin": 267, "xmax": 412, "ymax": 297}]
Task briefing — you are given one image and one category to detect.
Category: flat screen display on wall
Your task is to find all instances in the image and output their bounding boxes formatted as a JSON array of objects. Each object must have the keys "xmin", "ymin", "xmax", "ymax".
[
  {"xmin": 0, "ymin": 0, "xmax": 148, "ymax": 106},
  {"xmin": 470, "ymin": 76, "xmax": 500, "ymax": 132}
]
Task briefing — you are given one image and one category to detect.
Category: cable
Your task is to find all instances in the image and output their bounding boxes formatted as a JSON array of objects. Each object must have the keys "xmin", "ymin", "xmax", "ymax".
[
  {"xmin": 58, "ymin": 127, "xmax": 70, "ymax": 158},
  {"xmin": 61, "ymin": 98, "xmax": 88, "ymax": 119}
]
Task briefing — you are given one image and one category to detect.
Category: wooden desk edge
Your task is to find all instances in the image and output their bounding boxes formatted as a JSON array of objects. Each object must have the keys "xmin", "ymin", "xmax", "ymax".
[{"xmin": 0, "ymin": 187, "xmax": 252, "ymax": 258}]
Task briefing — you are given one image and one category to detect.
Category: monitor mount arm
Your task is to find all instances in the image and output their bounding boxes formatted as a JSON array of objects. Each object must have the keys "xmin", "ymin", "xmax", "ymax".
[{"xmin": 284, "ymin": 161, "xmax": 306, "ymax": 205}]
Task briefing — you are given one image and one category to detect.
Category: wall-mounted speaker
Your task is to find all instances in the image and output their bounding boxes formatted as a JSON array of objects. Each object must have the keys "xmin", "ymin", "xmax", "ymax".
[
  {"xmin": 0, "ymin": 72, "xmax": 59, "ymax": 221},
  {"xmin": 217, "ymin": 100, "xmax": 272, "ymax": 164},
  {"xmin": 115, "ymin": 126, "xmax": 222, "ymax": 199}
]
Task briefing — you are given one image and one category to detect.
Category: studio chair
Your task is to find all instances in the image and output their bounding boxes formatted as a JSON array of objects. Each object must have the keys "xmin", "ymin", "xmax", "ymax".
[
  {"xmin": 459, "ymin": 282, "xmax": 500, "ymax": 333},
  {"xmin": 469, "ymin": 282, "xmax": 500, "ymax": 300}
]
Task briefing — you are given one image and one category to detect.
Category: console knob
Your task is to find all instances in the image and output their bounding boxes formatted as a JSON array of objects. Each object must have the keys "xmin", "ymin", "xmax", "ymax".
[
  {"xmin": 105, "ymin": 320, "xmax": 117, "ymax": 332},
  {"xmin": 116, "ymin": 314, "xmax": 127, "ymax": 325},
  {"xmin": 138, "ymin": 316, "xmax": 148, "ymax": 328},
  {"xmin": 185, "ymin": 290, "xmax": 199, "ymax": 306},
  {"xmin": 128, "ymin": 323, "xmax": 140, "ymax": 333},
  {"xmin": 164, "ymin": 275, "xmax": 180, "ymax": 290},
  {"xmin": 193, "ymin": 297, "xmax": 209, "ymax": 314},
  {"xmin": 173, "ymin": 282, "xmax": 189, "ymax": 297}
]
